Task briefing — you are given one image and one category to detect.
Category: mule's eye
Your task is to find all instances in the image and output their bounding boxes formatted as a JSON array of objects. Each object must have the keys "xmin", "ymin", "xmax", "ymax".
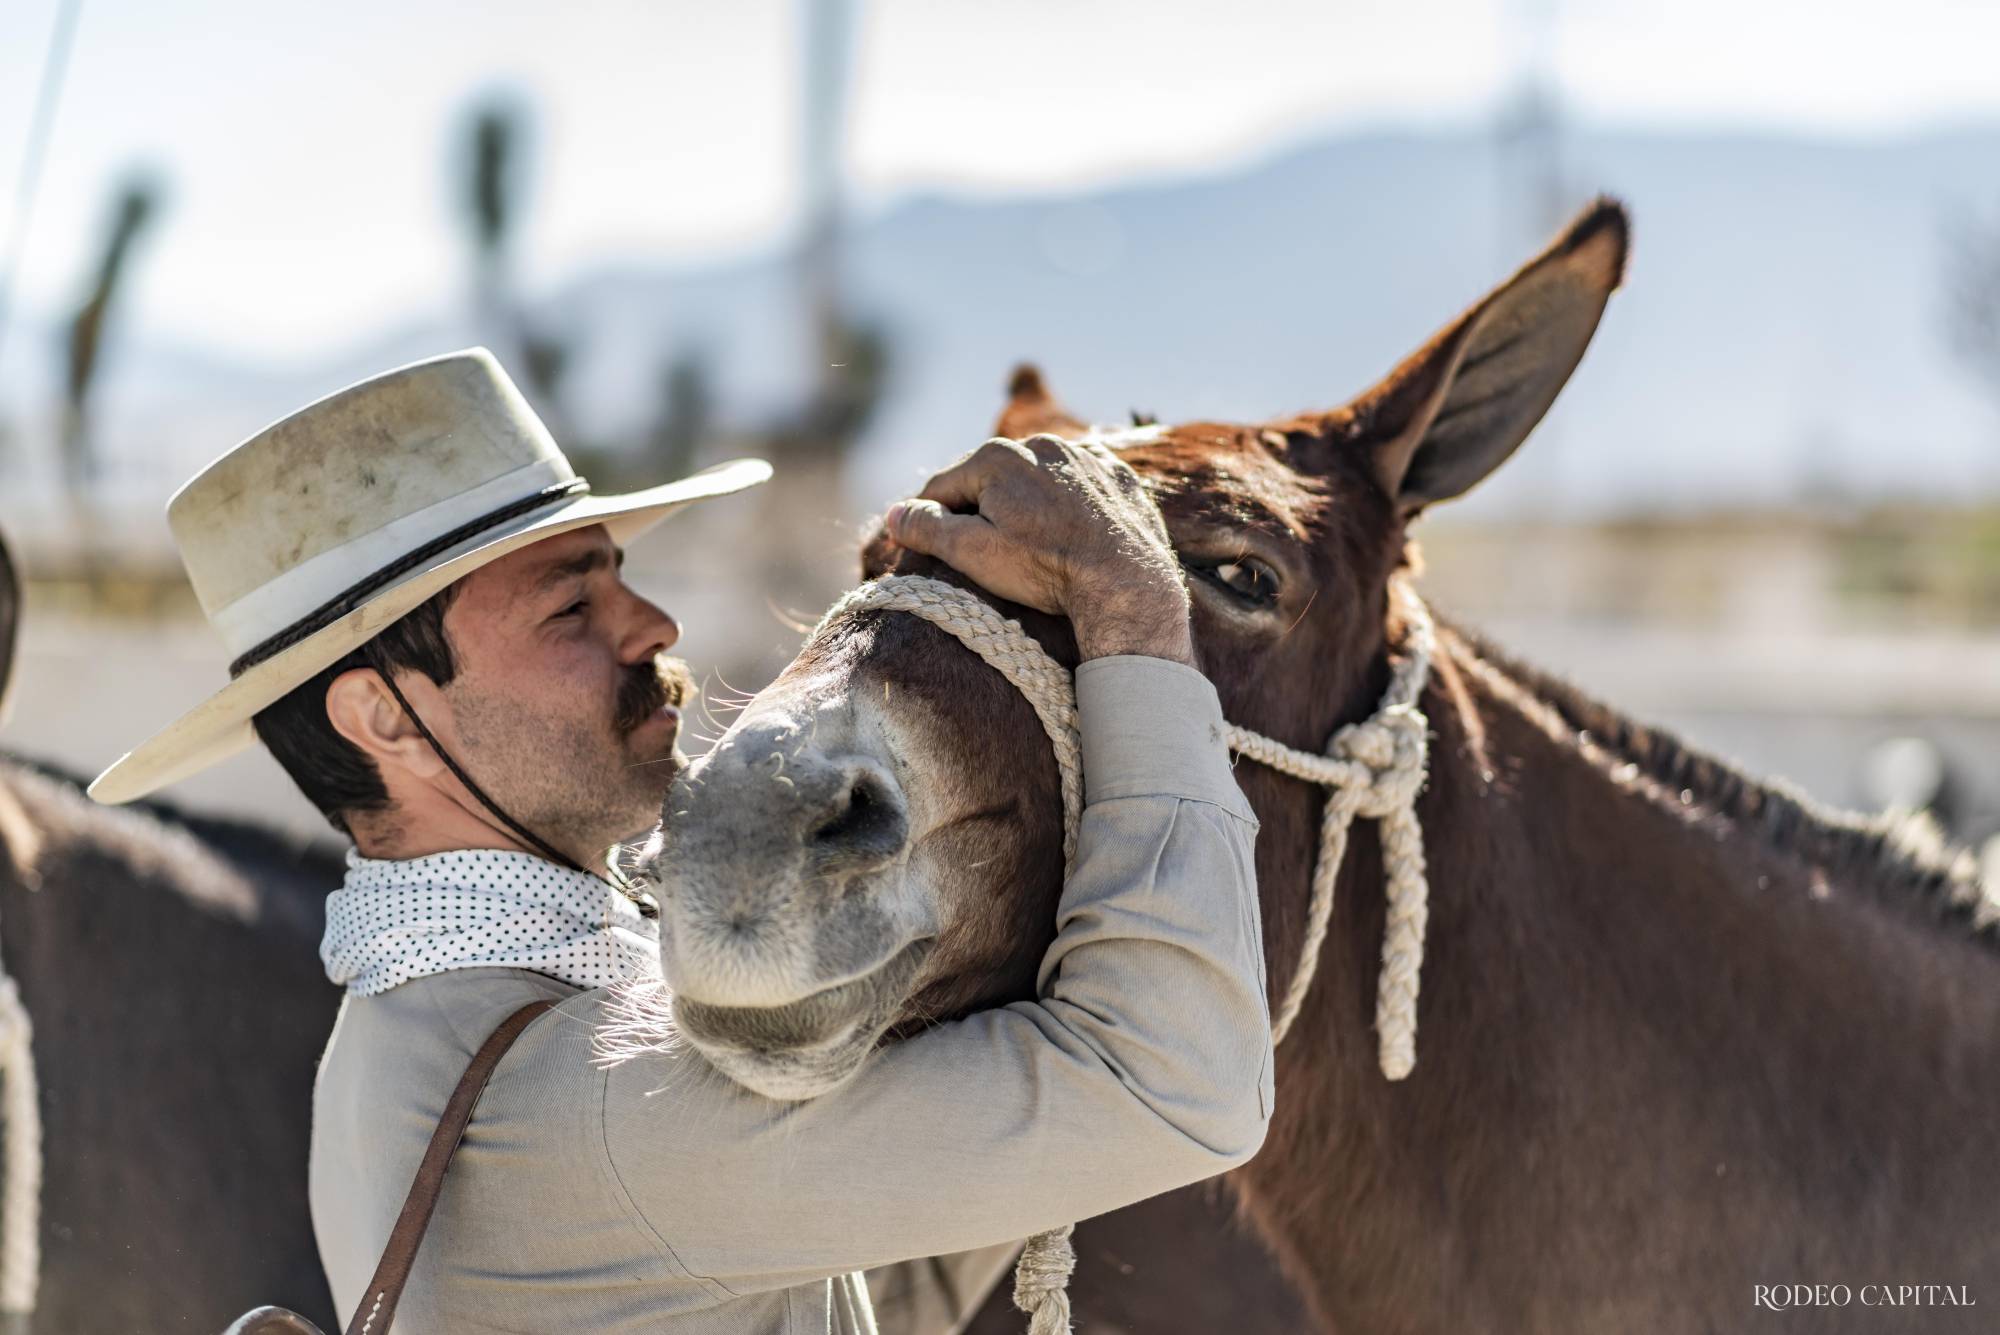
[{"xmin": 1188, "ymin": 556, "xmax": 1280, "ymax": 609}]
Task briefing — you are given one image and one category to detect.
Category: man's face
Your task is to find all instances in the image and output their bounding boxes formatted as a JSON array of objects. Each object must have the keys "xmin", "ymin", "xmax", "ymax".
[{"xmin": 431, "ymin": 524, "xmax": 691, "ymax": 858}]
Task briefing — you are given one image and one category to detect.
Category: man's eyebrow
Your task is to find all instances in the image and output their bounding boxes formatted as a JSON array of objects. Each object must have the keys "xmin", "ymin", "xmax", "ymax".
[{"xmin": 531, "ymin": 545, "xmax": 623, "ymax": 595}]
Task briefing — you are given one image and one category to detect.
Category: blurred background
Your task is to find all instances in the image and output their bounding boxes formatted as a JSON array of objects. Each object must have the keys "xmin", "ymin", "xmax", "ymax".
[{"xmin": 1, "ymin": 0, "xmax": 1997, "ymax": 880}]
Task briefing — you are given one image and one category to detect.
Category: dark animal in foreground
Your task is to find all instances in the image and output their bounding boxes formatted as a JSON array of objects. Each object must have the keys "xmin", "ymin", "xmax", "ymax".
[
  {"xmin": 668, "ymin": 199, "xmax": 2000, "ymax": 1334},
  {"xmin": 0, "ymin": 533, "xmax": 341, "ymax": 1332}
]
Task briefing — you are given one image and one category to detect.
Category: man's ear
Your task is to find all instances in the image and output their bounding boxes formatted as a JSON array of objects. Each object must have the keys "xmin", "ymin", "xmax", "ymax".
[
  {"xmin": 325, "ymin": 668, "xmax": 445, "ymax": 782},
  {"xmin": 1339, "ymin": 198, "xmax": 1628, "ymax": 514}
]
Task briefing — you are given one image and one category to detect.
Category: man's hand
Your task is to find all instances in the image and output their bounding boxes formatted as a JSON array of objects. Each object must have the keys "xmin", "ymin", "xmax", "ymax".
[{"xmin": 883, "ymin": 435, "xmax": 1195, "ymax": 666}]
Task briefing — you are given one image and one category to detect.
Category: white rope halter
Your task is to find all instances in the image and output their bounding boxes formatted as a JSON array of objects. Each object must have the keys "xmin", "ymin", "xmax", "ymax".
[{"xmin": 813, "ymin": 573, "xmax": 1436, "ymax": 1335}]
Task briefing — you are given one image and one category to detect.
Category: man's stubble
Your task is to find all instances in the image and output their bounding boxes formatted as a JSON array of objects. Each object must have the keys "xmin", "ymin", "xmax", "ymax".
[{"xmin": 449, "ymin": 655, "xmax": 696, "ymax": 857}]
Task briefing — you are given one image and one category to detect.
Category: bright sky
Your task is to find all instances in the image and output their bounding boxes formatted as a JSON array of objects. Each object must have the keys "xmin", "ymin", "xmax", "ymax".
[{"xmin": 3, "ymin": 0, "xmax": 1998, "ymax": 363}]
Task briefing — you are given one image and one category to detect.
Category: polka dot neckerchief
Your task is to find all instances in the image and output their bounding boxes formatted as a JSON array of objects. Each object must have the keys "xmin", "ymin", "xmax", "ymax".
[{"xmin": 322, "ymin": 847, "xmax": 660, "ymax": 996}]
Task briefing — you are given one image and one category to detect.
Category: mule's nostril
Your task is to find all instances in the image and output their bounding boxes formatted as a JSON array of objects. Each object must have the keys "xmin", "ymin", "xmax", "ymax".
[
  {"xmin": 811, "ymin": 773, "xmax": 884, "ymax": 843},
  {"xmin": 808, "ymin": 770, "xmax": 906, "ymax": 870}
]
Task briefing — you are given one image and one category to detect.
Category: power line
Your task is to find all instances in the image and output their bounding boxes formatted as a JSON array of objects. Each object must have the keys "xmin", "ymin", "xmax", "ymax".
[{"xmin": 0, "ymin": 0, "xmax": 87, "ymax": 384}]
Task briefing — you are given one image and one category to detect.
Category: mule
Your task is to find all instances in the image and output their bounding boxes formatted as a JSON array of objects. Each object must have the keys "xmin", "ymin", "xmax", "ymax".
[
  {"xmin": 647, "ymin": 199, "xmax": 2000, "ymax": 1333},
  {"xmin": 0, "ymin": 532, "xmax": 342, "ymax": 1333}
]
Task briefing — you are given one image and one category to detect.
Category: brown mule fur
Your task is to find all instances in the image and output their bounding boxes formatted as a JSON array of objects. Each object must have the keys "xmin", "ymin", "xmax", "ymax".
[
  {"xmin": 838, "ymin": 199, "xmax": 1998, "ymax": 1333},
  {"xmin": 0, "ymin": 532, "xmax": 342, "ymax": 1332}
]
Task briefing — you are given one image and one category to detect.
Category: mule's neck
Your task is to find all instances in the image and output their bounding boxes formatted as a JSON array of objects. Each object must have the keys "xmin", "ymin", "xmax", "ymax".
[{"xmin": 1231, "ymin": 620, "xmax": 2000, "ymax": 1334}]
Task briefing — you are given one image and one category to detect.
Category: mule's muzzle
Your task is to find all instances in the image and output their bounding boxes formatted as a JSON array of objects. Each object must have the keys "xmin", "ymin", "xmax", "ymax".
[
  {"xmin": 649, "ymin": 710, "xmax": 929, "ymax": 1022},
  {"xmin": 669, "ymin": 936, "xmax": 936, "ymax": 1101},
  {"xmin": 672, "ymin": 937, "xmax": 934, "ymax": 1056}
]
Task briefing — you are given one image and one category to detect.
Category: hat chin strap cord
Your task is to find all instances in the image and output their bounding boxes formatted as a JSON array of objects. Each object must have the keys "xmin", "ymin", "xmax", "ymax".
[{"xmin": 376, "ymin": 671, "xmax": 590, "ymax": 878}]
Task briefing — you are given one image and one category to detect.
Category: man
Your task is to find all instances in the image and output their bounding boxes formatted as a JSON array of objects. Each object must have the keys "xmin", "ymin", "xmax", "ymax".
[{"xmin": 92, "ymin": 349, "xmax": 1270, "ymax": 1332}]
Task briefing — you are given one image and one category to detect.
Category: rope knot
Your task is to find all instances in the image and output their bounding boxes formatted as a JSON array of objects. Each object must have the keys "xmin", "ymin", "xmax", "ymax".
[
  {"xmin": 1012, "ymin": 1224, "xmax": 1076, "ymax": 1334},
  {"xmin": 1330, "ymin": 702, "xmax": 1428, "ymax": 817},
  {"xmin": 1252, "ymin": 582, "xmax": 1435, "ymax": 1072}
]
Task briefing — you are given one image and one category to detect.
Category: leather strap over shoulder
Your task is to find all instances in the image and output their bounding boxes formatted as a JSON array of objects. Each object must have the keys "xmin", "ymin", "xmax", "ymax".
[{"xmin": 344, "ymin": 999, "xmax": 556, "ymax": 1335}]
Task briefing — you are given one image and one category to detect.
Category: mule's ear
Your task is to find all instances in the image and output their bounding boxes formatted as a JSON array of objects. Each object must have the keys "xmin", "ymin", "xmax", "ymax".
[
  {"xmin": 1345, "ymin": 198, "xmax": 1627, "ymax": 513},
  {"xmin": 859, "ymin": 522, "xmax": 897, "ymax": 581},
  {"xmin": 0, "ymin": 527, "xmax": 18, "ymax": 729},
  {"xmin": 992, "ymin": 363, "xmax": 1088, "ymax": 440}
]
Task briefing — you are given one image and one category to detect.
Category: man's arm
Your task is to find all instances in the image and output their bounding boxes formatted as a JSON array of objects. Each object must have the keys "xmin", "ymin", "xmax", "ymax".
[
  {"xmin": 597, "ymin": 435, "xmax": 1270, "ymax": 1293},
  {"xmin": 599, "ymin": 657, "xmax": 1267, "ymax": 1290}
]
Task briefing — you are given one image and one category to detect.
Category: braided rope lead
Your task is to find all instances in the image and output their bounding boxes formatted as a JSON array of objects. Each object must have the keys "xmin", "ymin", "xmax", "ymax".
[
  {"xmin": 1224, "ymin": 577, "xmax": 1435, "ymax": 1070},
  {"xmin": 811, "ymin": 573, "xmax": 1436, "ymax": 1331}
]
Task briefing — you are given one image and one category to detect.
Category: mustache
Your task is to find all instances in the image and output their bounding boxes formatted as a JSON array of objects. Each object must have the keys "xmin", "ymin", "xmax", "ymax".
[{"xmin": 616, "ymin": 655, "xmax": 696, "ymax": 735}]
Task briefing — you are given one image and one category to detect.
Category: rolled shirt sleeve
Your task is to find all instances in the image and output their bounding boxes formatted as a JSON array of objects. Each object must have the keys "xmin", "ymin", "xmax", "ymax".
[{"xmin": 598, "ymin": 654, "xmax": 1271, "ymax": 1295}]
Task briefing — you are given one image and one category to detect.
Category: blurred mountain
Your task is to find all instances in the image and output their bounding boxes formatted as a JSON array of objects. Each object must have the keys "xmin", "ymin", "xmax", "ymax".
[{"xmin": 5, "ymin": 123, "xmax": 1999, "ymax": 535}]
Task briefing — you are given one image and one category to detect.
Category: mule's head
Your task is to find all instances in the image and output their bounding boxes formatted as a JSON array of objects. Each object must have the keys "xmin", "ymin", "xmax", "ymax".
[{"xmin": 645, "ymin": 200, "xmax": 1628, "ymax": 1100}]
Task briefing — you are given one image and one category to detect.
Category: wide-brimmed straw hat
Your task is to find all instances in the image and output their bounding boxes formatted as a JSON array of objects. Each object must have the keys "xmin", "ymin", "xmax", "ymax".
[{"xmin": 88, "ymin": 347, "xmax": 770, "ymax": 805}]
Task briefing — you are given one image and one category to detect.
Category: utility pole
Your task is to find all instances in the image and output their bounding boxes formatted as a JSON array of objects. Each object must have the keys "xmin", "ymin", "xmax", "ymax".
[
  {"xmin": 798, "ymin": 0, "xmax": 856, "ymax": 439},
  {"xmin": 1496, "ymin": 0, "xmax": 1567, "ymax": 259},
  {"xmin": 1495, "ymin": 0, "xmax": 1570, "ymax": 513},
  {"xmin": 0, "ymin": 0, "xmax": 85, "ymax": 385}
]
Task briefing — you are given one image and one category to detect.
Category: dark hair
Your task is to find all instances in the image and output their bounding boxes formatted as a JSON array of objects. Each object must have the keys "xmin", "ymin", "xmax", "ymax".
[{"xmin": 251, "ymin": 583, "xmax": 463, "ymax": 835}]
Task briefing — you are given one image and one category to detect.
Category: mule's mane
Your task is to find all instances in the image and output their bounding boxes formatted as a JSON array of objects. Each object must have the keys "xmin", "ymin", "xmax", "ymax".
[{"xmin": 1437, "ymin": 614, "xmax": 1998, "ymax": 945}]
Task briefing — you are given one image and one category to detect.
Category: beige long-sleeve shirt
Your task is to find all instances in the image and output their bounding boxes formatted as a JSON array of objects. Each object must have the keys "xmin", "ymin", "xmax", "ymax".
[{"xmin": 309, "ymin": 655, "xmax": 1270, "ymax": 1332}]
